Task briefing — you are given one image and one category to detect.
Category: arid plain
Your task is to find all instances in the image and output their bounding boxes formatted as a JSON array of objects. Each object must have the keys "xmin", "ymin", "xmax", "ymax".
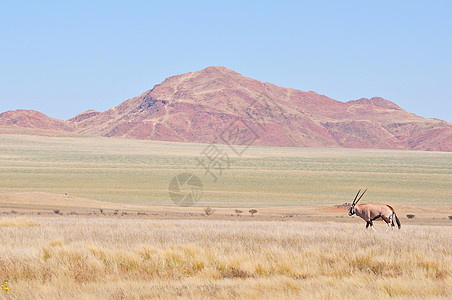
[{"xmin": 0, "ymin": 134, "xmax": 451, "ymax": 299}]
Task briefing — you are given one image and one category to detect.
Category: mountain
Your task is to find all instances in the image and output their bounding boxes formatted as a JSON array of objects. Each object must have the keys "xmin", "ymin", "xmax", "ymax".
[
  {"xmin": 68, "ymin": 110, "xmax": 100, "ymax": 123},
  {"xmin": 1, "ymin": 66, "xmax": 452, "ymax": 151},
  {"xmin": 0, "ymin": 109, "xmax": 74, "ymax": 132}
]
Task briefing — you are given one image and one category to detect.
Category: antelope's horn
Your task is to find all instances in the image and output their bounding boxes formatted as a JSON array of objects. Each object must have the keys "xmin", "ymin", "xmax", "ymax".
[
  {"xmin": 352, "ymin": 189, "xmax": 361, "ymax": 205},
  {"xmin": 355, "ymin": 188, "xmax": 368, "ymax": 205}
]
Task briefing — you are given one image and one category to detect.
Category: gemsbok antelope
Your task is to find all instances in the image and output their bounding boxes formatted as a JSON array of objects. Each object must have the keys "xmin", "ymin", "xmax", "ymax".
[{"xmin": 348, "ymin": 189, "xmax": 401, "ymax": 231}]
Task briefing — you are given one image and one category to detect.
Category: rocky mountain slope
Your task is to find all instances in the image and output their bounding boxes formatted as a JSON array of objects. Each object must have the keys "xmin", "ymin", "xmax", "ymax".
[{"xmin": 1, "ymin": 66, "xmax": 451, "ymax": 151}]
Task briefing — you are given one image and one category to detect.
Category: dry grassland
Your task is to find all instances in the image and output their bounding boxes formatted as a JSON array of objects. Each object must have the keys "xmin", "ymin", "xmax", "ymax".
[
  {"xmin": 0, "ymin": 134, "xmax": 451, "ymax": 299},
  {"xmin": 0, "ymin": 215, "xmax": 451, "ymax": 299},
  {"xmin": 1, "ymin": 134, "xmax": 451, "ymax": 207}
]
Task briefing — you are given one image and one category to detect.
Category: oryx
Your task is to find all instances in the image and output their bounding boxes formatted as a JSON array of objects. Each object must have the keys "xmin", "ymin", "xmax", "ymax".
[{"xmin": 348, "ymin": 189, "xmax": 401, "ymax": 231}]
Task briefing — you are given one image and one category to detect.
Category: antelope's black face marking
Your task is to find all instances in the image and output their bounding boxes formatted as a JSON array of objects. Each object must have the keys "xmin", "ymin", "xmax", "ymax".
[{"xmin": 348, "ymin": 205, "xmax": 355, "ymax": 216}]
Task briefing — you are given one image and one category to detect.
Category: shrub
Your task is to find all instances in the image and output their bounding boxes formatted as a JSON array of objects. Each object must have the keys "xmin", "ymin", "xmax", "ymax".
[
  {"xmin": 406, "ymin": 214, "xmax": 415, "ymax": 219},
  {"xmin": 249, "ymin": 209, "xmax": 257, "ymax": 217},
  {"xmin": 204, "ymin": 207, "xmax": 215, "ymax": 216}
]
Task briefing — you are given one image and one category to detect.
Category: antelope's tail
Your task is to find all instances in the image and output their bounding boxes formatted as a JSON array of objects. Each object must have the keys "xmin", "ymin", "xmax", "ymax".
[
  {"xmin": 394, "ymin": 212, "xmax": 401, "ymax": 229},
  {"xmin": 388, "ymin": 205, "xmax": 401, "ymax": 229}
]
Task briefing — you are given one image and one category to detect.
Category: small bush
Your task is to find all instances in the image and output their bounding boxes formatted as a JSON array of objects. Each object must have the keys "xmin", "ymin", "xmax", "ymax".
[
  {"xmin": 204, "ymin": 207, "xmax": 215, "ymax": 216},
  {"xmin": 406, "ymin": 214, "xmax": 415, "ymax": 219},
  {"xmin": 249, "ymin": 209, "xmax": 257, "ymax": 217}
]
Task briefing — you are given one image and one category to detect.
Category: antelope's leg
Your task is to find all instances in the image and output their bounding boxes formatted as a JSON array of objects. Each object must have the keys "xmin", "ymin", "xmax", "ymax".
[
  {"xmin": 368, "ymin": 215, "xmax": 381, "ymax": 232},
  {"xmin": 382, "ymin": 216, "xmax": 391, "ymax": 231},
  {"xmin": 369, "ymin": 220, "xmax": 376, "ymax": 232}
]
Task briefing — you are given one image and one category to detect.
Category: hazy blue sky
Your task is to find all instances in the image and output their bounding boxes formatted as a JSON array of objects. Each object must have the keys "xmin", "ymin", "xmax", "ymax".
[{"xmin": 1, "ymin": 1, "xmax": 451, "ymax": 121}]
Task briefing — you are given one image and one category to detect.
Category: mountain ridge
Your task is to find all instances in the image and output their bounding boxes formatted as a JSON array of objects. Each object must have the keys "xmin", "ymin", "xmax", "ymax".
[{"xmin": 1, "ymin": 66, "xmax": 451, "ymax": 151}]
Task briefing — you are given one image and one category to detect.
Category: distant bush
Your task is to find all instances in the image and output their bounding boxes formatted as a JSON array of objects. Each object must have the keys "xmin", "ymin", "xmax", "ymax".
[
  {"xmin": 249, "ymin": 209, "xmax": 257, "ymax": 217},
  {"xmin": 204, "ymin": 207, "xmax": 215, "ymax": 216},
  {"xmin": 234, "ymin": 209, "xmax": 243, "ymax": 216},
  {"xmin": 406, "ymin": 214, "xmax": 415, "ymax": 219}
]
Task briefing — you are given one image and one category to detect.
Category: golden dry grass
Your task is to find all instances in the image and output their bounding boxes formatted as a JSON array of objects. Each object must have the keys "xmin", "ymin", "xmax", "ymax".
[
  {"xmin": 0, "ymin": 215, "xmax": 451, "ymax": 299},
  {"xmin": 0, "ymin": 216, "xmax": 41, "ymax": 227},
  {"xmin": 0, "ymin": 134, "xmax": 451, "ymax": 299}
]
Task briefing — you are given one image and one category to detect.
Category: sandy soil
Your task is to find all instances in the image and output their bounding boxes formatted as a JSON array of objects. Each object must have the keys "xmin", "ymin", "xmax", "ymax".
[{"xmin": 1, "ymin": 192, "xmax": 451, "ymax": 227}]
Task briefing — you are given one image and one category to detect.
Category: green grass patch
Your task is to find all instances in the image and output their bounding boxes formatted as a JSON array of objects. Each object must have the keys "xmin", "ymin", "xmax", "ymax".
[{"xmin": 0, "ymin": 134, "xmax": 451, "ymax": 207}]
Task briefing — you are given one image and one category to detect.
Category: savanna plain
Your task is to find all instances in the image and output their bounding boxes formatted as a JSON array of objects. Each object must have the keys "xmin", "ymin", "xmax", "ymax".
[{"xmin": 0, "ymin": 134, "xmax": 451, "ymax": 299}]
